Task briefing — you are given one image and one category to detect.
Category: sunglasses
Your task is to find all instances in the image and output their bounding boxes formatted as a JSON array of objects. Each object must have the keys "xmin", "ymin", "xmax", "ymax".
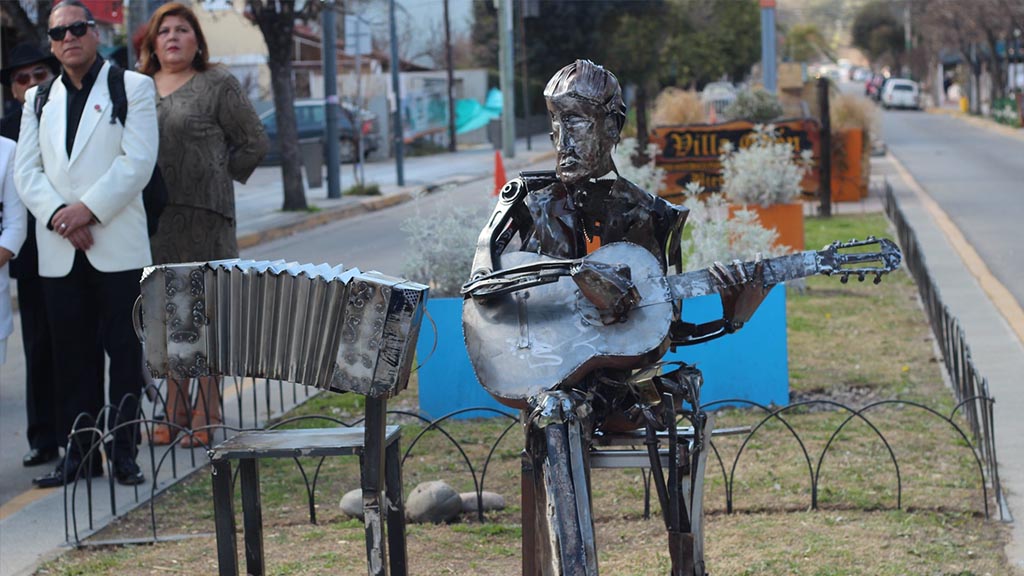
[
  {"xmin": 14, "ymin": 67, "xmax": 51, "ymax": 86},
  {"xmin": 47, "ymin": 20, "xmax": 95, "ymax": 41}
]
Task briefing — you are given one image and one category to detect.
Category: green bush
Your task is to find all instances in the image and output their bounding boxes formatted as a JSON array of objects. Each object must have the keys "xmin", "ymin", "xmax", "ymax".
[
  {"xmin": 342, "ymin": 182, "xmax": 381, "ymax": 196},
  {"xmin": 992, "ymin": 97, "xmax": 1021, "ymax": 128},
  {"xmin": 723, "ymin": 89, "xmax": 784, "ymax": 123}
]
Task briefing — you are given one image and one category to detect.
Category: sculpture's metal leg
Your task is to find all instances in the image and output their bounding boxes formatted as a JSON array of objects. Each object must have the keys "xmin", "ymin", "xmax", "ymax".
[{"xmin": 526, "ymin": 391, "xmax": 597, "ymax": 576}]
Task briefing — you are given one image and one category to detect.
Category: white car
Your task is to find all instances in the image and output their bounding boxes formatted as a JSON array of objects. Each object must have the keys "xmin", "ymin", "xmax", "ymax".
[{"xmin": 880, "ymin": 79, "xmax": 921, "ymax": 110}]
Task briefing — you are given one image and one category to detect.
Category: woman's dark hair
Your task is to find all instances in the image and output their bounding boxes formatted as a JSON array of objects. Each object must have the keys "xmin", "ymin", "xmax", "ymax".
[{"xmin": 138, "ymin": 2, "xmax": 209, "ymax": 76}]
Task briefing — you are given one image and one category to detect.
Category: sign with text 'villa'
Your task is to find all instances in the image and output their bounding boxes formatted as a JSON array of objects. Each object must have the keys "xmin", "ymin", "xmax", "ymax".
[{"xmin": 651, "ymin": 118, "xmax": 822, "ymax": 203}]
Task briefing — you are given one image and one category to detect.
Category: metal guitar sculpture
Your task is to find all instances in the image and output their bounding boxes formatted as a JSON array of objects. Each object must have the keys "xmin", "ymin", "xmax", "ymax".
[
  {"xmin": 462, "ymin": 60, "xmax": 901, "ymax": 576},
  {"xmin": 463, "ymin": 238, "xmax": 901, "ymax": 406}
]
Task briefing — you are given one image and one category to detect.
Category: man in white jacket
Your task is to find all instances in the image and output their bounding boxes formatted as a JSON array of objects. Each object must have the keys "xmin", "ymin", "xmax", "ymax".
[{"xmin": 15, "ymin": 0, "xmax": 156, "ymax": 488}]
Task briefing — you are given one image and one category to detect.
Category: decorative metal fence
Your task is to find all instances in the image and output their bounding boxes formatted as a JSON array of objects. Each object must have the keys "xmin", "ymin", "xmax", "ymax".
[{"xmin": 883, "ymin": 180, "xmax": 1008, "ymax": 521}]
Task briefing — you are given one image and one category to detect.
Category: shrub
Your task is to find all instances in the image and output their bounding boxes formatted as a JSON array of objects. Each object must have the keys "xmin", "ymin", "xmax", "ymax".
[
  {"xmin": 651, "ymin": 87, "xmax": 706, "ymax": 126},
  {"xmin": 992, "ymin": 97, "xmax": 1022, "ymax": 127},
  {"xmin": 342, "ymin": 182, "xmax": 381, "ymax": 196},
  {"xmin": 678, "ymin": 182, "xmax": 785, "ymax": 269},
  {"xmin": 719, "ymin": 124, "xmax": 813, "ymax": 207},
  {"xmin": 613, "ymin": 137, "xmax": 666, "ymax": 196},
  {"xmin": 722, "ymin": 89, "xmax": 784, "ymax": 123},
  {"xmin": 400, "ymin": 198, "xmax": 491, "ymax": 297},
  {"xmin": 831, "ymin": 93, "xmax": 878, "ymax": 135}
]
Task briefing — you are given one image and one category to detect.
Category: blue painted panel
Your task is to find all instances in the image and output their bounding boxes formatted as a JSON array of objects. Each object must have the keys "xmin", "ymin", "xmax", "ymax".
[
  {"xmin": 416, "ymin": 287, "xmax": 789, "ymax": 419},
  {"xmin": 663, "ymin": 285, "xmax": 789, "ymax": 409},
  {"xmin": 416, "ymin": 298, "xmax": 511, "ymax": 420}
]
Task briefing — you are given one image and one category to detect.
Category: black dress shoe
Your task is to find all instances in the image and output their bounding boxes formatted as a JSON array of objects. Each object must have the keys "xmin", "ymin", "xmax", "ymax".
[
  {"xmin": 113, "ymin": 458, "xmax": 145, "ymax": 486},
  {"xmin": 33, "ymin": 456, "xmax": 103, "ymax": 488},
  {"xmin": 23, "ymin": 448, "xmax": 60, "ymax": 467}
]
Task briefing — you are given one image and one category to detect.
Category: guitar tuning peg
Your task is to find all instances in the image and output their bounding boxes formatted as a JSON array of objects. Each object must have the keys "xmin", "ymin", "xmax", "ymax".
[
  {"xmin": 857, "ymin": 272, "xmax": 866, "ymax": 282},
  {"xmin": 873, "ymin": 273, "xmax": 883, "ymax": 285}
]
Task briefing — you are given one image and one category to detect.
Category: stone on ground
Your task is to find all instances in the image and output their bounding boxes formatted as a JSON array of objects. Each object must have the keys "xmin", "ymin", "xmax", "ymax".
[
  {"xmin": 459, "ymin": 491, "xmax": 506, "ymax": 513},
  {"xmin": 406, "ymin": 480, "xmax": 461, "ymax": 524}
]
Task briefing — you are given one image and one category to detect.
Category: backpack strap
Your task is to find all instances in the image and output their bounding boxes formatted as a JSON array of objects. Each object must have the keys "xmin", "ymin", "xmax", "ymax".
[
  {"xmin": 33, "ymin": 77, "xmax": 58, "ymax": 121},
  {"xmin": 106, "ymin": 64, "xmax": 128, "ymax": 126}
]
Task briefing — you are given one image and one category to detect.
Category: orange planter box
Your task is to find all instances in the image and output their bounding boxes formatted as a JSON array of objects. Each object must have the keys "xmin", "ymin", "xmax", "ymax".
[
  {"xmin": 831, "ymin": 128, "xmax": 866, "ymax": 202},
  {"xmin": 729, "ymin": 202, "xmax": 804, "ymax": 251}
]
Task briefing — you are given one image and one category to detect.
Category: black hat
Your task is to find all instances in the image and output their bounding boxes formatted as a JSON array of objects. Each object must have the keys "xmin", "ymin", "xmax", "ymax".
[{"xmin": 1, "ymin": 43, "xmax": 60, "ymax": 86}]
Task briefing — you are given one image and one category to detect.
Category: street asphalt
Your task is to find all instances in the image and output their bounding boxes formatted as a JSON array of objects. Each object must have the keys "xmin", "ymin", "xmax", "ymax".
[{"xmin": 1, "ymin": 115, "xmax": 1023, "ymax": 575}]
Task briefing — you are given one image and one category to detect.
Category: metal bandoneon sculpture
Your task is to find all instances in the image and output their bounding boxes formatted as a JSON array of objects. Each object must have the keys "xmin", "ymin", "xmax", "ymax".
[
  {"xmin": 137, "ymin": 259, "xmax": 427, "ymax": 396},
  {"xmin": 462, "ymin": 60, "xmax": 901, "ymax": 575}
]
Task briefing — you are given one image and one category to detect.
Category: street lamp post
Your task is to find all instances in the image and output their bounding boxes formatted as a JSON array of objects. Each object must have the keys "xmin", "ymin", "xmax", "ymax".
[
  {"xmin": 389, "ymin": 0, "xmax": 405, "ymax": 186},
  {"xmin": 322, "ymin": 0, "xmax": 342, "ymax": 199},
  {"xmin": 760, "ymin": 0, "xmax": 777, "ymax": 93}
]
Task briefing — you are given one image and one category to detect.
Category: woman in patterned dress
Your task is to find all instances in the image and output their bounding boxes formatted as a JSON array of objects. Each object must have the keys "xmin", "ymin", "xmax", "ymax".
[{"xmin": 139, "ymin": 2, "xmax": 268, "ymax": 447}]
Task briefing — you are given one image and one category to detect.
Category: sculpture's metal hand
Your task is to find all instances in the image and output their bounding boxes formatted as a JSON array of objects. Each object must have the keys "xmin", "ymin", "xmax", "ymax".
[{"xmin": 709, "ymin": 255, "xmax": 769, "ymax": 333}]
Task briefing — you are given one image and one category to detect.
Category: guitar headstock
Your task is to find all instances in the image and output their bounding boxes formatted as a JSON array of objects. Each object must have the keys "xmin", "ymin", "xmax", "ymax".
[{"xmin": 816, "ymin": 236, "xmax": 902, "ymax": 284}]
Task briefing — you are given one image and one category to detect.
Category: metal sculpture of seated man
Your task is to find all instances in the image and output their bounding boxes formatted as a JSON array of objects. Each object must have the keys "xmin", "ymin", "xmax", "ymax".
[{"xmin": 461, "ymin": 60, "xmax": 770, "ymax": 576}]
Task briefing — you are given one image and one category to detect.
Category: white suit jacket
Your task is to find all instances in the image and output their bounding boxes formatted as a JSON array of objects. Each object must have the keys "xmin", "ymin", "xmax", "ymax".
[
  {"xmin": 14, "ymin": 60, "xmax": 156, "ymax": 278},
  {"xmin": 0, "ymin": 136, "xmax": 28, "ymax": 354}
]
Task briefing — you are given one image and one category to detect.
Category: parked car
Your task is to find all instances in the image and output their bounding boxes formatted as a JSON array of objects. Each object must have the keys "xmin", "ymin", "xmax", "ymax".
[
  {"xmin": 259, "ymin": 99, "xmax": 380, "ymax": 165},
  {"xmin": 865, "ymin": 73, "xmax": 886, "ymax": 101},
  {"xmin": 880, "ymin": 79, "xmax": 921, "ymax": 110},
  {"xmin": 700, "ymin": 81, "xmax": 737, "ymax": 117}
]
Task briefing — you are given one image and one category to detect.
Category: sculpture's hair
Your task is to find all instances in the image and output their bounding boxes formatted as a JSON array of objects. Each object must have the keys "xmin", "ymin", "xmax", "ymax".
[{"xmin": 543, "ymin": 60, "xmax": 626, "ymax": 131}]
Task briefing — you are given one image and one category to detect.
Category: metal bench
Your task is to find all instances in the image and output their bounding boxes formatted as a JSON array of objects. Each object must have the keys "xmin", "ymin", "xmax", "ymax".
[{"xmin": 208, "ymin": 398, "xmax": 406, "ymax": 576}]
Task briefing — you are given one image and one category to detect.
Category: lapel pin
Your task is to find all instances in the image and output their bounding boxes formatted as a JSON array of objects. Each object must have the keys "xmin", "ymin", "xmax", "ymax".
[{"xmin": 94, "ymin": 104, "xmax": 102, "ymax": 112}]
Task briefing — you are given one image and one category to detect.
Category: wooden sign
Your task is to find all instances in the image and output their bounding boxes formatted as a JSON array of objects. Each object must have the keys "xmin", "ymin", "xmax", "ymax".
[{"xmin": 650, "ymin": 118, "xmax": 822, "ymax": 203}]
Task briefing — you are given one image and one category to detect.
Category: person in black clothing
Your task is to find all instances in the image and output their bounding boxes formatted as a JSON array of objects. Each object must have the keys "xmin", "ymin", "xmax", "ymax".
[{"xmin": 1, "ymin": 42, "xmax": 81, "ymax": 469}]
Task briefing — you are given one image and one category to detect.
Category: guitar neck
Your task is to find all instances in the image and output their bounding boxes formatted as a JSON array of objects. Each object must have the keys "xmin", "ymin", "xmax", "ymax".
[{"xmin": 665, "ymin": 251, "xmax": 821, "ymax": 300}]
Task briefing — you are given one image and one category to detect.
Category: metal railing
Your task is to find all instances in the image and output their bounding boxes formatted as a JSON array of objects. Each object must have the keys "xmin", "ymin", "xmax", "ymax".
[{"xmin": 883, "ymin": 180, "xmax": 1009, "ymax": 521}]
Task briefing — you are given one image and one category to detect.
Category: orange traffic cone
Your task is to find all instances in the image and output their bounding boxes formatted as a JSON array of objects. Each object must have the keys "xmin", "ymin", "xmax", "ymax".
[
  {"xmin": 493, "ymin": 150, "xmax": 507, "ymax": 196},
  {"xmin": 708, "ymin": 105, "xmax": 718, "ymax": 125}
]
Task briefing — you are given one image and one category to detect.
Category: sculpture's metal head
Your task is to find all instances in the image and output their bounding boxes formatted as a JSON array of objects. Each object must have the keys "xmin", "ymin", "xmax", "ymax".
[{"xmin": 544, "ymin": 60, "xmax": 626, "ymax": 184}]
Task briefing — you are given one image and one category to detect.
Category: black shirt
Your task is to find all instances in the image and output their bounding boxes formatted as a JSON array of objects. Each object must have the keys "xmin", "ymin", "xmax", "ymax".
[
  {"xmin": 61, "ymin": 56, "xmax": 104, "ymax": 157},
  {"xmin": 0, "ymin": 104, "xmax": 20, "ymax": 141}
]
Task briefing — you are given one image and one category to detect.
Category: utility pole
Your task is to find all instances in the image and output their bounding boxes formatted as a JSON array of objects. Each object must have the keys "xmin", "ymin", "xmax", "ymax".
[
  {"xmin": 444, "ymin": 0, "xmax": 457, "ymax": 152},
  {"xmin": 389, "ymin": 0, "xmax": 405, "ymax": 186},
  {"xmin": 518, "ymin": 0, "xmax": 531, "ymax": 151},
  {"xmin": 497, "ymin": 0, "xmax": 516, "ymax": 159},
  {"xmin": 760, "ymin": 0, "xmax": 777, "ymax": 93},
  {"xmin": 322, "ymin": 0, "xmax": 341, "ymax": 199},
  {"xmin": 903, "ymin": 0, "xmax": 912, "ymax": 78}
]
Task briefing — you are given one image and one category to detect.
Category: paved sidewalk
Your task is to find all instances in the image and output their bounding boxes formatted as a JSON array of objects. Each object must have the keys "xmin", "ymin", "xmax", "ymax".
[{"xmin": 874, "ymin": 153, "xmax": 1024, "ymax": 572}]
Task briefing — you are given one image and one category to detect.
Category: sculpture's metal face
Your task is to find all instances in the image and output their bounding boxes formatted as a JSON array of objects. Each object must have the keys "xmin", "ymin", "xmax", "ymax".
[{"xmin": 547, "ymin": 96, "xmax": 618, "ymax": 184}]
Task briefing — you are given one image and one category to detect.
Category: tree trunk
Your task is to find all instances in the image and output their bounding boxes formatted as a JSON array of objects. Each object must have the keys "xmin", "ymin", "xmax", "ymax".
[
  {"xmin": 255, "ymin": 4, "xmax": 307, "ymax": 211},
  {"xmin": 985, "ymin": 32, "xmax": 1004, "ymax": 101}
]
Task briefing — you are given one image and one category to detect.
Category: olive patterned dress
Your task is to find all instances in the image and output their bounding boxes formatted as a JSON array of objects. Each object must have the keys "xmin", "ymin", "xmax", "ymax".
[{"xmin": 150, "ymin": 66, "xmax": 268, "ymax": 264}]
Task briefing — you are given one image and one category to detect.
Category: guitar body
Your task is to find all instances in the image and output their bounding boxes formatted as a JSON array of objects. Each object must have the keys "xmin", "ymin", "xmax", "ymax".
[{"xmin": 462, "ymin": 243, "xmax": 674, "ymax": 408}]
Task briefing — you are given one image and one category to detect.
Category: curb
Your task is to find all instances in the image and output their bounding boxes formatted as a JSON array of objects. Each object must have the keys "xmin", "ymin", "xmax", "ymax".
[
  {"xmin": 236, "ymin": 150, "xmax": 557, "ymax": 250},
  {"xmin": 237, "ymin": 191, "xmax": 415, "ymax": 250},
  {"xmin": 925, "ymin": 107, "xmax": 1024, "ymax": 142}
]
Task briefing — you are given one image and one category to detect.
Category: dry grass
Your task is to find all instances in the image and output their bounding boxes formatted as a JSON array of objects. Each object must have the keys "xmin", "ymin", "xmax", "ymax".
[
  {"xmin": 651, "ymin": 87, "xmax": 706, "ymax": 127},
  {"xmin": 831, "ymin": 93, "xmax": 879, "ymax": 136},
  {"xmin": 37, "ymin": 213, "xmax": 1012, "ymax": 575}
]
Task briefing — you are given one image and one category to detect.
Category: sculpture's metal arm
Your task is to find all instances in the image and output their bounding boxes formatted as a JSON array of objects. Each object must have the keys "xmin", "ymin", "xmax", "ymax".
[{"xmin": 466, "ymin": 178, "xmax": 529, "ymax": 297}]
